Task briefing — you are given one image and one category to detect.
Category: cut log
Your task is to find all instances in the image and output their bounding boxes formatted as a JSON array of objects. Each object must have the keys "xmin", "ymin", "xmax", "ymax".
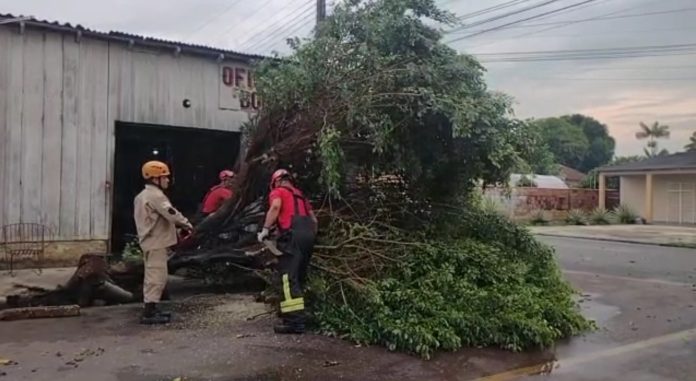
[{"xmin": 0, "ymin": 305, "xmax": 80, "ymax": 321}]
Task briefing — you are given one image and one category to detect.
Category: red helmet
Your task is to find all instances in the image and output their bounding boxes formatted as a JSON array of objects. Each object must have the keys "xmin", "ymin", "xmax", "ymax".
[
  {"xmin": 271, "ymin": 169, "xmax": 290, "ymax": 189},
  {"xmin": 219, "ymin": 170, "xmax": 235, "ymax": 181}
]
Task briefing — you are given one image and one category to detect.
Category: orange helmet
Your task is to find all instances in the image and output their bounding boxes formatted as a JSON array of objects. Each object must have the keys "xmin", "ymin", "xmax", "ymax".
[
  {"xmin": 219, "ymin": 170, "xmax": 235, "ymax": 181},
  {"xmin": 271, "ymin": 169, "xmax": 290, "ymax": 189},
  {"xmin": 142, "ymin": 161, "xmax": 171, "ymax": 179}
]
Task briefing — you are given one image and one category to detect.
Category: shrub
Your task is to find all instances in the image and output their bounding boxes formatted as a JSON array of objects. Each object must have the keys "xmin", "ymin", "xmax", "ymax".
[
  {"xmin": 589, "ymin": 208, "xmax": 612, "ymax": 225},
  {"xmin": 566, "ymin": 209, "xmax": 587, "ymax": 225},
  {"xmin": 310, "ymin": 208, "xmax": 593, "ymax": 359},
  {"xmin": 481, "ymin": 196, "xmax": 507, "ymax": 216},
  {"xmin": 614, "ymin": 204, "xmax": 638, "ymax": 224},
  {"xmin": 530, "ymin": 210, "xmax": 549, "ymax": 225}
]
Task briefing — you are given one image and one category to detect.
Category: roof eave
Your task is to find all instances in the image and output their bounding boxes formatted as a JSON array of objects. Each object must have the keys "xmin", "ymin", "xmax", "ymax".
[
  {"xmin": 600, "ymin": 166, "xmax": 696, "ymax": 176},
  {"xmin": 0, "ymin": 16, "xmax": 270, "ymax": 63}
]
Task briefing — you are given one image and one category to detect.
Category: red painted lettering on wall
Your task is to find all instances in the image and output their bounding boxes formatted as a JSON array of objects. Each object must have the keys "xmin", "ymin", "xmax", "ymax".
[
  {"xmin": 220, "ymin": 65, "xmax": 260, "ymax": 111},
  {"xmin": 222, "ymin": 66, "xmax": 234, "ymax": 86}
]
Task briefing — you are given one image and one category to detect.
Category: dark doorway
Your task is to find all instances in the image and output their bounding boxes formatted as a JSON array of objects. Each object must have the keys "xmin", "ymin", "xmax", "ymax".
[{"xmin": 111, "ymin": 122, "xmax": 240, "ymax": 252}]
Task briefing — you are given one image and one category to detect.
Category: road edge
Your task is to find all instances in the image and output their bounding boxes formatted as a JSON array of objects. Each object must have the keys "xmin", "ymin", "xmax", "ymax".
[{"xmin": 534, "ymin": 233, "xmax": 696, "ymax": 249}]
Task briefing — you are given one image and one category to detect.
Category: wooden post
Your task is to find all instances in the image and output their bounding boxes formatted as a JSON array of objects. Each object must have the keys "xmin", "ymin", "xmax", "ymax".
[
  {"xmin": 598, "ymin": 173, "xmax": 606, "ymax": 210},
  {"xmin": 645, "ymin": 173, "xmax": 654, "ymax": 223}
]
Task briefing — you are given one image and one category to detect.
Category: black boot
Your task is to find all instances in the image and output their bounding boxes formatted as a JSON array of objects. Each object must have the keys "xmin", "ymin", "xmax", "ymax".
[
  {"xmin": 274, "ymin": 322, "xmax": 305, "ymax": 334},
  {"xmin": 155, "ymin": 303, "xmax": 172, "ymax": 318},
  {"xmin": 140, "ymin": 303, "xmax": 170, "ymax": 325}
]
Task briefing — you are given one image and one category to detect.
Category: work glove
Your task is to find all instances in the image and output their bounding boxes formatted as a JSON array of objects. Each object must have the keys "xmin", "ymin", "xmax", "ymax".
[{"xmin": 257, "ymin": 227, "xmax": 270, "ymax": 242}]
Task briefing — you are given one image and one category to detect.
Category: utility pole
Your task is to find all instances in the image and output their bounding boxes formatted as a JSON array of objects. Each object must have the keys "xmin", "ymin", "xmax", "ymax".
[{"xmin": 316, "ymin": 0, "xmax": 326, "ymax": 36}]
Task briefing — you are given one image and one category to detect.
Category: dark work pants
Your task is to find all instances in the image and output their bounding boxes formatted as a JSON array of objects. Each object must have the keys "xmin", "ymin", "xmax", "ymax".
[{"xmin": 276, "ymin": 226, "xmax": 314, "ymax": 325}]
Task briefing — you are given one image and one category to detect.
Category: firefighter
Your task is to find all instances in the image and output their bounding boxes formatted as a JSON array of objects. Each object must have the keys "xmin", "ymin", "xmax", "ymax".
[
  {"xmin": 134, "ymin": 160, "xmax": 193, "ymax": 325},
  {"xmin": 257, "ymin": 169, "xmax": 318, "ymax": 334},
  {"xmin": 201, "ymin": 170, "xmax": 235, "ymax": 216}
]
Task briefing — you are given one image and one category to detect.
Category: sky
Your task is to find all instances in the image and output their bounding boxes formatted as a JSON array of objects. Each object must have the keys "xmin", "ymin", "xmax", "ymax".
[{"xmin": 1, "ymin": 0, "xmax": 695, "ymax": 157}]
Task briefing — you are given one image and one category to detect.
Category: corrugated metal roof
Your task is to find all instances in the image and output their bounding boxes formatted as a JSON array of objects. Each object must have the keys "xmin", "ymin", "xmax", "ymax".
[
  {"xmin": 0, "ymin": 13, "xmax": 268, "ymax": 63},
  {"xmin": 510, "ymin": 174, "xmax": 569, "ymax": 189},
  {"xmin": 600, "ymin": 151, "xmax": 696, "ymax": 173}
]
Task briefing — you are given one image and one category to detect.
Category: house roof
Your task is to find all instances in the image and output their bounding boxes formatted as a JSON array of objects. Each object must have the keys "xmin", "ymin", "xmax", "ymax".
[
  {"xmin": 0, "ymin": 13, "xmax": 267, "ymax": 63},
  {"xmin": 600, "ymin": 151, "xmax": 696, "ymax": 174},
  {"xmin": 510, "ymin": 174, "xmax": 569, "ymax": 189},
  {"xmin": 558, "ymin": 165, "xmax": 586, "ymax": 182}
]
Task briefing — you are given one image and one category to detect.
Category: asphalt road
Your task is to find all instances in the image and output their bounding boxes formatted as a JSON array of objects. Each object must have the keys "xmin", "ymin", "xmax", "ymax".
[
  {"xmin": 545, "ymin": 236, "xmax": 696, "ymax": 284},
  {"xmin": 517, "ymin": 237, "xmax": 696, "ymax": 381}
]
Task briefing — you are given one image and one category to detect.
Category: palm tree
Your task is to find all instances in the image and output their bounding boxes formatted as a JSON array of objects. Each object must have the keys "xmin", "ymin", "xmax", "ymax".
[
  {"xmin": 685, "ymin": 132, "xmax": 696, "ymax": 152},
  {"xmin": 636, "ymin": 121, "xmax": 670, "ymax": 157}
]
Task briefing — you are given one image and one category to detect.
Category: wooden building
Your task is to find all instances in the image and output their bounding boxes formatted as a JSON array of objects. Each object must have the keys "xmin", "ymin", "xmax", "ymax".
[{"xmin": 0, "ymin": 14, "xmax": 263, "ymax": 264}]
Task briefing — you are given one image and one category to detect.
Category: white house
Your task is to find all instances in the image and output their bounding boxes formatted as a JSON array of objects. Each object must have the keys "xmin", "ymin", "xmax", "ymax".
[{"xmin": 599, "ymin": 151, "xmax": 696, "ymax": 224}]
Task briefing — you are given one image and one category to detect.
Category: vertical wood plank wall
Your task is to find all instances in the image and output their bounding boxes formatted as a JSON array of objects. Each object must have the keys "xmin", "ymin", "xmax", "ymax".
[{"xmin": 0, "ymin": 27, "xmax": 251, "ymax": 241}]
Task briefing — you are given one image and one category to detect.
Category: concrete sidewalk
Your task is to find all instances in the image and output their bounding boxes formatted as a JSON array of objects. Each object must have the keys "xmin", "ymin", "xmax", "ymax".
[{"xmin": 530, "ymin": 225, "xmax": 696, "ymax": 247}]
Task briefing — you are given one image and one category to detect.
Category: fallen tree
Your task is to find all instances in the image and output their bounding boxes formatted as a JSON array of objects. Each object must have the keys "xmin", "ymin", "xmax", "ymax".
[{"xmin": 184, "ymin": 0, "xmax": 592, "ymax": 358}]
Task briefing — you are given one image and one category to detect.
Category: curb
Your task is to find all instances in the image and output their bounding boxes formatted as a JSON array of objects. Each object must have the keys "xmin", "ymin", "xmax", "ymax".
[{"xmin": 534, "ymin": 233, "xmax": 696, "ymax": 249}]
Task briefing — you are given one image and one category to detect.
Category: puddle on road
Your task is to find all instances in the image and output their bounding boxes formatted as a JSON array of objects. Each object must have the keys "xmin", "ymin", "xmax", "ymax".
[
  {"xmin": 475, "ymin": 361, "xmax": 556, "ymax": 380},
  {"xmin": 576, "ymin": 292, "xmax": 621, "ymax": 326}
]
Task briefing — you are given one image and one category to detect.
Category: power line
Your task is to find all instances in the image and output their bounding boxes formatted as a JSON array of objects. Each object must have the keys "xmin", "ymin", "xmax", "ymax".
[
  {"xmin": 454, "ymin": 0, "xmax": 533, "ymax": 21},
  {"xmin": 473, "ymin": 42, "xmax": 696, "ymax": 63},
  {"xmin": 581, "ymin": 64, "xmax": 696, "ymax": 71},
  {"xmin": 447, "ymin": 0, "xmax": 599, "ymax": 43},
  {"xmin": 183, "ymin": 0, "xmax": 244, "ymax": 40},
  {"xmin": 238, "ymin": 0, "xmax": 312, "ymax": 49},
  {"xmin": 249, "ymin": 4, "xmax": 315, "ymax": 52},
  {"xmin": 253, "ymin": 8, "xmax": 316, "ymax": 52},
  {"xmin": 506, "ymin": 0, "xmax": 612, "ymax": 24},
  {"xmin": 475, "ymin": 43, "xmax": 696, "ymax": 57},
  {"xmin": 255, "ymin": 12, "xmax": 314, "ymax": 53},
  {"xmin": 467, "ymin": 0, "xmax": 634, "ymax": 49},
  {"xmin": 525, "ymin": 76, "xmax": 696, "ymax": 81},
  {"xmin": 472, "ymin": 25, "xmax": 696, "ymax": 41},
  {"xmin": 448, "ymin": 0, "xmax": 564, "ymax": 33},
  {"xmin": 481, "ymin": 50, "xmax": 696, "ymax": 62},
  {"xmin": 481, "ymin": 7, "xmax": 696, "ymax": 30},
  {"xmin": 217, "ymin": 0, "xmax": 278, "ymax": 39}
]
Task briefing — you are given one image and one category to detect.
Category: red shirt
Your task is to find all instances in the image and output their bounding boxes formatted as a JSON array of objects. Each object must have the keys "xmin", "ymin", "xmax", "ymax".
[
  {"xmin": 269, "ymin": 186, "xmax": 312, "ymax": 230},
  {"xmin": 202, "ymin": 185, "xmax": 233, "ymax": 214}
]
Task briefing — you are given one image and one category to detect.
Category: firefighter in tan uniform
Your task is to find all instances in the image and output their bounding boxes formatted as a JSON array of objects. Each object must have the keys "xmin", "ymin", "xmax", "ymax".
[{"xmin": 134, "ymin": 160, "xmax": 193, "ymax": 324}]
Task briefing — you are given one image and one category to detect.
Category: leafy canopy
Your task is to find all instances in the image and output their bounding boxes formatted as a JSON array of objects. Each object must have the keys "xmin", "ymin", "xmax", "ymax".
[
  {"xmin": 256, "ymin": 0, "xmax": 535, "ymax": 199},
  {"xmin": 562, "ymin": 114, "xmax": 615, "ymax": 172},
  {"xmin": 533, "ymin": 117, "xmax": 589, "ymax": 171},
  {"xmin": 531, "ymin": 114, "xmax": 615, "ymax": 173}
]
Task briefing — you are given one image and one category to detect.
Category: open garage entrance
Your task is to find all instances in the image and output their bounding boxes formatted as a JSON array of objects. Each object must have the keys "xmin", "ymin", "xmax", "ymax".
[{"xmin": 110, "ymin": 122, "xmax": 240, "ymax": 252}]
